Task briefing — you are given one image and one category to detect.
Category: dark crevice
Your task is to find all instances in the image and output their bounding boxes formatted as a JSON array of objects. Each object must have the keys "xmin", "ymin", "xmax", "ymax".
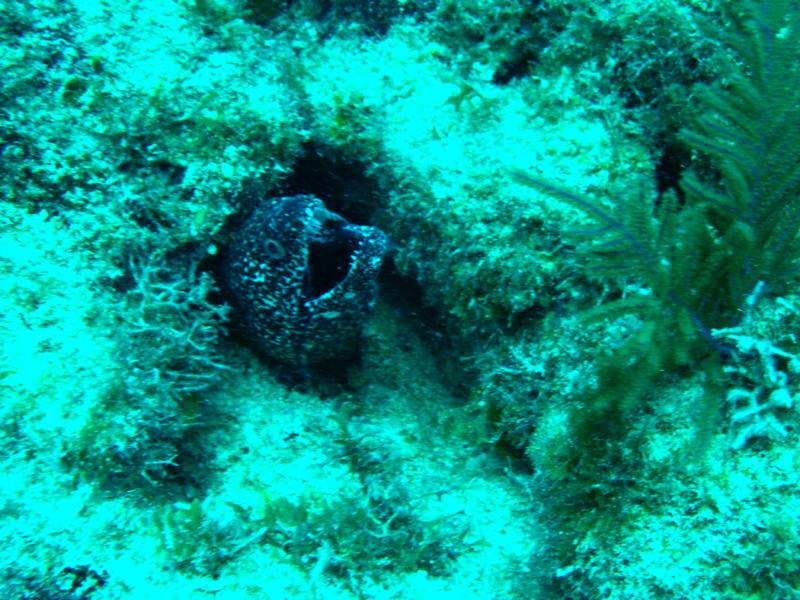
[{"xmin": 279, "ymin": 142, "xmax": 381, "ymax": 225}]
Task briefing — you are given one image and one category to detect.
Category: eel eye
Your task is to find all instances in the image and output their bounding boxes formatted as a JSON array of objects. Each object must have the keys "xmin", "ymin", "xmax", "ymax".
[{"xmin": 263, "ymin": 239, "xmax": 286, "ymax": 260}]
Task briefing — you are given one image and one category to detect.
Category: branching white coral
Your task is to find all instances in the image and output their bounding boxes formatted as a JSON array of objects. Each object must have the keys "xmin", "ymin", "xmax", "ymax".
[
  {"xmin": 120, "ymin": 254, "xmax": 230, "ymax": 401},
  {"xmin": 713, "ymin": 283, "xmax": 800, "ymax": 449}
]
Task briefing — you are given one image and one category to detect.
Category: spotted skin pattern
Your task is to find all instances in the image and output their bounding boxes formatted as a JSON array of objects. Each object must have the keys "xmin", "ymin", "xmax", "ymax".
[{"xmin": 224, "ymin": 195, "xmax": 388, "ymax": 364}]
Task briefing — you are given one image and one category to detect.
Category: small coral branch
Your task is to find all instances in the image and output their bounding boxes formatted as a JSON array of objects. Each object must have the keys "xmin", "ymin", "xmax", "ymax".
[
  {"xmin": 119, "ymin": 254, "xmax": 230, "ymax": 402},
  {"xmin": 713, "ymin": 283, "xmax": 800, "ymax": 449},
  {"xmin": 71, "ymin": 251, "xmax": 231, "ymax": 487}
]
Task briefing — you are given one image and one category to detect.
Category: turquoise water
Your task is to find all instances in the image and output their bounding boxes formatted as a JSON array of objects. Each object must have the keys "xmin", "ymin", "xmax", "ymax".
[{"xmin": 2, "ymin": 1, "xmax": 799, "ymax": 598}]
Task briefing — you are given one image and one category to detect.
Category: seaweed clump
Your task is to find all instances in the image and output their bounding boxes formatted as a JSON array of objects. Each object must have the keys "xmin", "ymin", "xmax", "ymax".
[{"xmin": 514, "ymin": 0, "xmax": 800, "ymax": 498}]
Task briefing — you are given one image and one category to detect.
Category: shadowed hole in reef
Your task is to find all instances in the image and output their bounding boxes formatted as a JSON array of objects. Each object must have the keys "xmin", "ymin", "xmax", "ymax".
[
  {"xmin": 655, "ymin": 137, "xmax": 691, "ymax": 198},
  {"xmin": 283, "ymin": 145, "xmax": 459, "ymax": 368},
  {"xmin": 204, "ymin": 146, "xmax": 388, "ymax": 387},
  {"xmin": 278, "ymin": 142, "xmax": 382, "ymax": 225},
  {"xmin": 206, "ymin": 144, "xmax": 464, "ymax": 393}
]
